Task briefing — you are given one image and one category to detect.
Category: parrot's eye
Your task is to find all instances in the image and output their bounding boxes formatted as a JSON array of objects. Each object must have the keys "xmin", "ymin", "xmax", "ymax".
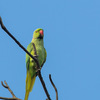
[{"xmin": 35, "ymin": 31, "xmax": 37, "ymax": 33}]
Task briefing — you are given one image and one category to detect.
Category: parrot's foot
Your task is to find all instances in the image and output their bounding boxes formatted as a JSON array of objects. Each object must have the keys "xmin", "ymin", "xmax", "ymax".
[
  {"xmin": 32, "ymin": 55, "xmax": 38, "ymax": 62},
  {"xmin": 34, "ymin": 55, "xmax": 38, "ymax": 58},
  {"xmin": 36, "ymin": 68, "xmax": 41, "ymax": 76},
  {"xmin": 36, "ymin": 68, "xmax": 41, "ymax": 72}
]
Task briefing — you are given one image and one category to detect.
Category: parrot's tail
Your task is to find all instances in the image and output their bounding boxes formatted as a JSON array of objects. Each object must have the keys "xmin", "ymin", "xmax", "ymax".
[
  {"xmin": 24, "ymin": 72, "xmax": 36, "ymax": 100},
  {"xmin": 25, "ymin": 90, "xmax": 29, "ymax": 100}
]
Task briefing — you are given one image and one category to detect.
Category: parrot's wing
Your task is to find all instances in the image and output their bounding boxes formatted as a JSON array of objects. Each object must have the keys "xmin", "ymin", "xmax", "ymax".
[
  {"xmin": 41, "ymin": 48, "xmax": 47, "ymax": 68},
  {"xmin": 26, "ymin": 43, "xmax": 34, "ymax": 70},
  {"xmin": 25, "ymin": 43, "xmax": 36, "ymax": 100},
  {"xmin": 44, "ymin": 48, "xmax": 47, "ymax": 63}
]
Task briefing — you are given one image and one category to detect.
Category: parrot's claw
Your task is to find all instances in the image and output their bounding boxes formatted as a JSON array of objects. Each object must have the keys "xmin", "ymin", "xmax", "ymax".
[
  {"xmin": 32, "ymin": 55, "xmax": 38, "ymax": 62},
  {"xmin": 36, "ymin": 68, "xmax": 41, "ymax": 76},
  {"xmin": 34, "ymin": 55, "xmax": 38, "ymax": 58},
  {"xmin": 36, "ymin": 68, "xmax": 41, "ymax": 72}
]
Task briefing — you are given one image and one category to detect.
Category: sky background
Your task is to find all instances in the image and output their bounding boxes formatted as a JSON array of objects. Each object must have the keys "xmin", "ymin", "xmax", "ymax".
[{"xmin": 0, "ymin": 0, "xmax": 100, "ymax": 100}]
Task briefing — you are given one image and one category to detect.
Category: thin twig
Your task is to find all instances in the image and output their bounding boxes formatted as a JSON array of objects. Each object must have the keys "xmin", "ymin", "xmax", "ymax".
[
  {"xmin": 0, "ymin": 97, "xmax": 20, "ymax": 100},
  {"xmin": 49, "ymin": 74, "xmax": 58, "ymax": 100},
  {"xmin": 0, "ymin": 81, "xmax": 21, "ymax": 100},
  {"xmin": 0, "ymin": 16, "xmax": 51, "ymax": 100},
  {"xmin": 1, "ymin": 81, "xmax": 8, "ymax": 88},
  {"xmin": 1, "ymin": 81, "xmax": 16, "ymax": 98}
]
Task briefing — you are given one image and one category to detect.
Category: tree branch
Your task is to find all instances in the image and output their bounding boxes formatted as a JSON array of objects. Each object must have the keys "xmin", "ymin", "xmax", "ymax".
[
  {"xmin": 0, "ymin": 81, "xmax": 21, "ymax": 100},
  {"xmin": 0, "ymin": 17, "xmax": 51, "ymax": 100},
  {"xmin": 1, "ymin": 81, "xmax": 16, "ymax": 98},
  {"xmin": 49, "ymin": 75, "xmax": 58, "ymax": 100}
]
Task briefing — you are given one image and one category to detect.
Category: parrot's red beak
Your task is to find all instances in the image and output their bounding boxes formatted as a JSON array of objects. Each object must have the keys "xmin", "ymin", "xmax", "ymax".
[{"xmin": 39, "ymin": 30, "xmax": 43, "ymax": 36}]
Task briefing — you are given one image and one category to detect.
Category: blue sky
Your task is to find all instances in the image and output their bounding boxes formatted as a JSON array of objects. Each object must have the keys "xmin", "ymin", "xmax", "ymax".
[{"xmin": 0, "ymin": 0, "xmax": 100, "ymax": 100}]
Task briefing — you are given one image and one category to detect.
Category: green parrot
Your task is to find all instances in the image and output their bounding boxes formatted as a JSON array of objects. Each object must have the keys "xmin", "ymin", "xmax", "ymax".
[{"xmin": 25, "ymin": 28, "xmax": 47, "ymax": 100}]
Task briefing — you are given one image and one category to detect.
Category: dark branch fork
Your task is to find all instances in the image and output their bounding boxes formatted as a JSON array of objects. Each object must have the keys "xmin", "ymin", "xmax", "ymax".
[
  {"xmin": 1, "ymin": 81, "xmax": 16, "ymax": 98},
  {"xmin": 0, "ymin": 81, "xmax": 21, "ymax": 100},
  {"xmin": 0, "ymin": 17, "xmax": 58, "ymax": 100}
]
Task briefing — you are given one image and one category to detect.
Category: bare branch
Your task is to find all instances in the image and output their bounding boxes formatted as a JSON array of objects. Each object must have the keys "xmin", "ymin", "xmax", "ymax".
[
  {"xmin": 0, "ymin": 16, "xmax": 37, "ymax": 63},
  {"xmin": 0, "ymin": 81, "xmax": 21, "ymax": 100},
  {"xmin": 0, "ymin": 17, "xmax": 51, "ymax": 100},
  {"xmin": 1, "ymin": 81, "xmax": 16, "ymax": 98},
  {"xmin": 49, "ymin": 74, "xmax": 58, "ymax": 100},
  {"xmin": 0, "ymin": 97, "xmax": 20, "ymax": 100}
]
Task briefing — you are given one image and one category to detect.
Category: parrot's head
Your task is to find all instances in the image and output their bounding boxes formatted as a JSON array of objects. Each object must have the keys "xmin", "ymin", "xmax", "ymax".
[{"xmin": 33, "ymin": 28, "xmax": 44, "ymax": 39}]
